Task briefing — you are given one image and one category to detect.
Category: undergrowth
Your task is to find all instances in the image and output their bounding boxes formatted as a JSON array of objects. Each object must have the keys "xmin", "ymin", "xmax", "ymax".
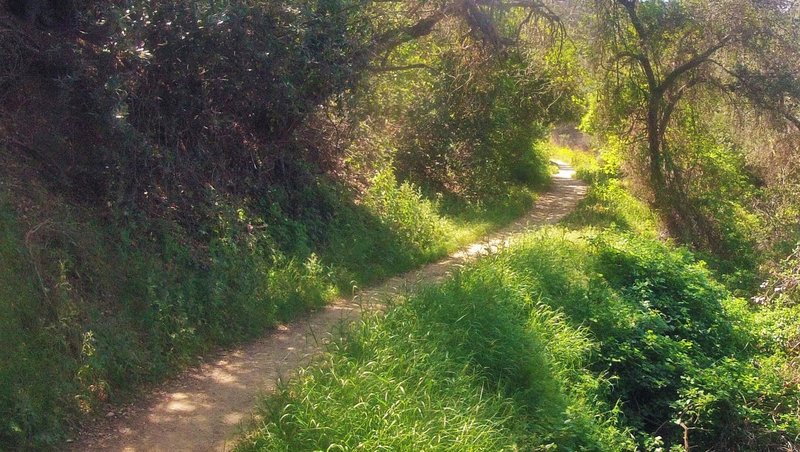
[
  {"xmin": 0, "ymin": 157, "xmax": 542, "ymax": 448},
  {"xmin": 237, "ymin": 156, "xmax": 800, "ymax": 451},
  {"xmin": 238, "ymin": 231, "xmax": 637, "ymax": 451}
]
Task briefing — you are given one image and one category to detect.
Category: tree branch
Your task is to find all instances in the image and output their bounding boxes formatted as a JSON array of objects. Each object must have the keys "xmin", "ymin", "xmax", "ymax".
[
  {"xmin": 709, "ymin": 59, "xmax": 800, "ymax": 132},
  {"xmin": 659, "ymin": 77, "xmax": 703, "ymax": 140},
  {"xmin": 373, "ymin": 8, "xmax": 450, "ymax": 57},
  {"xmin": 616, "ymin": 0, "xmax": 658, "ymax": 91},
  {"xmin": 659, "ymin": 35, "xmax": 731, "ymax": 92}
]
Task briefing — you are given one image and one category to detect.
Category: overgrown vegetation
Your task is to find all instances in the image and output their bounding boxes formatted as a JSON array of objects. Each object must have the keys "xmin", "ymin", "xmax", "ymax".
[
  {"xmin": 0, "ymin": 0, "xmax": 567, "ymax": 447},
  {"xmin": 2, "ymin": 0, "xmax": 800, "ymax": 449},
  {"xmin": 0, "ymin": 161, "xmax": 549, "ymax": 447},
  {"xmin": 238, "ymin": 154, "xmax": 800, "ymax": 451},
  {"xmin": 572, "ymin": 0, "xmax": 800, "ymax": 285}
]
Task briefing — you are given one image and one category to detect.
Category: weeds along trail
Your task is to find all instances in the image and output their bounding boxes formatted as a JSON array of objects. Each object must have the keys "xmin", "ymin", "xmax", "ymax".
[{"xmin": 71, "ymin": 161, "xmax": 586, "ymax": 452}]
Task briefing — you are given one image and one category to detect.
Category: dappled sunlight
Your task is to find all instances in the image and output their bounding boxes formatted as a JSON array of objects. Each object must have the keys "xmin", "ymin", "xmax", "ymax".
[
  {"xmin": 70, "ymin": 165, "xmax": 586, "ymax": 451},
  {"xmin": 162, "ymin": 393, "xmax": 199, "ymax": 413}
]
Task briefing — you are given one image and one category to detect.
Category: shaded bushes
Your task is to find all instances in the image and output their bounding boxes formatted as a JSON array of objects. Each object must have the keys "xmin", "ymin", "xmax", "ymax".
[
  {"xmin": 0, "ymin": 0, "xmax": 573, "ymax": 448},
  {"xmin": 395, "ymin": 50, "xmax": 569, "ymax": 201},
  {"xmin": 0, "ymin": 194, "xmax": 335, "ymax": 447},
  {"xmin": 1, "ymin": 0, "xmax": 374, "ymax": 219}
]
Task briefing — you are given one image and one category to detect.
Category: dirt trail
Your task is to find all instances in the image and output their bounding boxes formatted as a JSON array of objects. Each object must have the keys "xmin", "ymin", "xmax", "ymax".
[{"xmin": 71, "ymin": 160, "xmax": 587, "ymax": 452}]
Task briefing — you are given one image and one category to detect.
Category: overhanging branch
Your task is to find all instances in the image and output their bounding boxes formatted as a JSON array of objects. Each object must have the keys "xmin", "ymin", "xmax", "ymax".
[
  {"xmin": 659, "ymin": 35, "xmax": 731, "ymax": 92},
  {"xmin": 709, "ymin": 59, "xmax": 800, "ymax": 132}
]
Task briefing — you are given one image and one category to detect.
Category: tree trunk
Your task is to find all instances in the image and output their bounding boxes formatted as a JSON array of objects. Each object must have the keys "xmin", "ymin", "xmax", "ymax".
[
  {"xmin": 647, "ymin": 92, "xmax": 668, "ymax": 206},
  {"xmin": 646, "ymin": 89, "xmax": 688, "ymax": 240}
]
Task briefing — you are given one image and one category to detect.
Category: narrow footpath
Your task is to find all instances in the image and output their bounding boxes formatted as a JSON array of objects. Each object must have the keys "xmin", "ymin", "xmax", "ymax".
[{"xmin": 71, "ymin": 160, "xmax": 587, "ymax": 452}]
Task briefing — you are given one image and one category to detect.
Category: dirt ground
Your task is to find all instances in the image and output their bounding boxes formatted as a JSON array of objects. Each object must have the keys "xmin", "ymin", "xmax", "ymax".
[{"xmin": 70, "ymin": 160, "xmax": 587, "ymax": 451}]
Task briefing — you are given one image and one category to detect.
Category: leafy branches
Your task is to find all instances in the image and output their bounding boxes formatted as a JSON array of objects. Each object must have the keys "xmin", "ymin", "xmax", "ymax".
[
  {"xmin": 583, "ymin": 0, "xmax": 800, "ymax": 256},
  {"xmin": 370, "ymin": 0, "xmax": 563, "ymax": 67}
]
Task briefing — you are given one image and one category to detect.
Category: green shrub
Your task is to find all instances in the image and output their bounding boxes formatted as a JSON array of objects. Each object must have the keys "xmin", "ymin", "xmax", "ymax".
[
  {"xmin": 0, "ymin": 206, "xmax": 79, "ymax": 447},
  {"xmin": 241, "ymin": 224, "xmax": 800, "ymax": 451},
  {"xmin": 395, "ymin": 51, "xmax": 568, "ymax": 202},
  {"xmin": 362, "ymin": 169, "xmax": 447, "ymax": 255},
  {"xmin": 563, "ymin": 177, "xmax": 660, "ymax": 238},
  {"xmin": 506, "ymin": 229, "xmax": 800, "ymax": 450},
  {"xmin": 238, "ymin": 246, "xmax": 634, "ymax": 451}
]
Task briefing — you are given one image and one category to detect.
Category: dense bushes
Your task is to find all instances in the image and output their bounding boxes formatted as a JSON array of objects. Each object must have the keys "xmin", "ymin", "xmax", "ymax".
[
  {"xmin": 581, "ymin": 95, "xmax": 764, "ymax": 287},
  {"xmin": 0, "ymin": 194, "xmax": 334, "ymax": 447},
  {"xmin": 0, "ymin": 0, "xmax": 575, "ymax": 447},
  {"xmin": 100, "ymin": 0, "xmax": 374, "ymax": 207},
  {"xmin": 238, "ymin": 165, "xmax": 800, "ymax": 451},
  {"xmin": 2, "ymin": 0, "xmax": 364, "ymax": 209},
  {"xmin": 508, "ymin": 230, "xmax": 799, "ymax": 450},
  {"xmin": 2, "ymin": 0, "xmax": 570, "ymax": 218},
  {"xmin": 395, "ymin": 50, "xmax": 568, "ymax": 201}
]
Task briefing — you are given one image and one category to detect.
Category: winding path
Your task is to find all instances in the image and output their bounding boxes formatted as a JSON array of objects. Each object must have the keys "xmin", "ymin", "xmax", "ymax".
[{"xmin": 71, "ymin": 161, "xmax": 587, "ymax": 452}]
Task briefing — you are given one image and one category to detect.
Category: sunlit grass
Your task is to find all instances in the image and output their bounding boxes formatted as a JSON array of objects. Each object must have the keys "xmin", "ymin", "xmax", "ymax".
[
  {"xmin": 438, "ymin": 187, "xmax": 539, "ymax": 252},
  {"xmin": 237, "ymin": 228, "xmax": 635, "ymax": 452},
  {"xmin": 237, "ymin": 155, "xmax": 800, "ymax": 451},
  {"xmin": 544, "ymin": 142, "xmax": 600, "ymax": 180}
]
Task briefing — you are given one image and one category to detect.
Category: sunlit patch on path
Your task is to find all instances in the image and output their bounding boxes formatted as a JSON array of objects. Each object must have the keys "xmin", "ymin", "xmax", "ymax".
[{"xmin": 71, "ymin": 160, "xmax": 587, "ymax": 452}]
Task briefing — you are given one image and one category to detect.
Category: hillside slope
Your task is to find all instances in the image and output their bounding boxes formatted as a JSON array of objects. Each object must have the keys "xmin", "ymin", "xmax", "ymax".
[{"xmin": 69, "ymin": 162, "xmax": 586, "ymax": 450}]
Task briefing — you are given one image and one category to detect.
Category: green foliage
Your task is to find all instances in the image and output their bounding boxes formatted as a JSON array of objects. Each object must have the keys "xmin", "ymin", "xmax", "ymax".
[
  {"xmin": 361, "ymin": 169, "xmax": 447, "ymax": 258},
  {"xmin": 395, "ymin": 50, "xmax": 568, "ymax": 201},
  {"xmin": 575, "ymin": 0, "xmax": 795, "ymax": 288},
  {"xmin": 238, "ymin": 239, "xmax": 635, "ymax": 451},
  {"xmin": 1, "ymin": 6, "xmax": 574, "ymax": 448},
  {"xmin": 320, "ymin": 175, "xmax": 452, "ymax": 286},
  {"xmin": 240, "ymin": 318, "xmax": 522, "ymax": 451},
  {"xmin": 239, "ymin": 203, "xmax": 800, "ymax": 452},
  {"xmin": 583, "ymin": 92, "xmax": 762, "ymax": 287},
  {"xmin": 3, "ymin": 0, "xmax": 796, "ymax": 448},
  {"xmin": 0, "ymin": 194, "xmax": 339, "ymax": 448},
  {"xmin": 662, "ymin": 113, "xmax": 761, "ymax": 284},
  {"xmin": 755, "ymin": 182, "xmax": 800, "ymax": 260},
  {"xmin": 508, "ymin": 229, "xmax": 800, "ymax": 449},
  {"xmin": 0, "ymin": 205, "xmax": 78, "ymax": 447},
  {"xmin": 562, "ymin": 179, "xmax": 659, "ymax": 239},
  {"xmin": 0, "ymin": 149, "xmax": 549, "ymax": 448},
  {"xmin": 545, "ymin": 143, "xmax": 602, "ymax": 181},
  {"xmin": 97, "ymin": 0, "xmax": 375, "ymax": 206},
  {"xmin": 0, "ymin": 8, "xmax": 573, "ymax": 445}
]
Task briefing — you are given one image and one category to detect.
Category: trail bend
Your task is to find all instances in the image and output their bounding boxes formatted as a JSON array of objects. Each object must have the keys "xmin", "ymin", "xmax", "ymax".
[{"xmin": 71, "ymin": 160, "xmax": 587, "ymax": 452}]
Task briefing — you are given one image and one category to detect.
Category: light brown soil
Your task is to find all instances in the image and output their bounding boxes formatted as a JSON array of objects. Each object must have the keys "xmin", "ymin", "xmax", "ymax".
[{"xmin": 69, "ymin": 161, "xmax": 587, "ymax": 452}]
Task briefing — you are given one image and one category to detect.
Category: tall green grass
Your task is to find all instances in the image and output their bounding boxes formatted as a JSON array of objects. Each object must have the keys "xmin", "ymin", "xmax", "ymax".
[
  {"xmin": 0, "ymin": 203, "xmax": 76, "ymax": 446},
  {"xmin": 238, "ymin": 231, "xmax": 636, "ymax": 451},
  {"xmin": 237, "ymin": 157, "xmax": 800, "ymax": 451},
  {"xmin": 0, "ymin": 160, "xmax": 544, "ymax": 449},
  {"xmin": 238, "ymin": 226, "xmax": 800, "ymax": 451},
  {"xmin": 321, "ymin": 168, "xmax": 536, "ymax": 286}
]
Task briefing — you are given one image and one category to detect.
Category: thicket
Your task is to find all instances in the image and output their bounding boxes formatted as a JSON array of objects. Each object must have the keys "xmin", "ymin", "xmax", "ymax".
[
  {"xmin": 570, "ymin": 0, "xmax": 800, "ymax": 289},
  {"xmin": 0, "ymin": 0, "xmax": 573, "ymax": 448},
  {"xmin": 2, "ymin": 0, "xmax": 799, "ymax": 449},
  {"xmin": 239, "ymin": 158, "xmax": 800, "ymax": 451},
  {"xmin": 395, "ymin": 50, "xmax": 566, "ymax": 200}
]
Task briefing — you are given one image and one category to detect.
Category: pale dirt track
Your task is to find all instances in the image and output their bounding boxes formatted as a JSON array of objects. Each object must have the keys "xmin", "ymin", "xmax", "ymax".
[{"xmin": 70, "ymin": 161, "xmax": 587, "ymax": 452}]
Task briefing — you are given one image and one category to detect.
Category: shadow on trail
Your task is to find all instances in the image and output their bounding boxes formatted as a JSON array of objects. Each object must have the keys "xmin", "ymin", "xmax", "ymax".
[{"xmin": 70, "ymin": 161, "xmax": 586, "ymax": 452}]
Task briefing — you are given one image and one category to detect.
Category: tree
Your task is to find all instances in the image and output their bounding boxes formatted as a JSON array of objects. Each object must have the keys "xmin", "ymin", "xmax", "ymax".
[{"xmin": 584, "ymin": 0, "xmax": 800, "ymax": 249}]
